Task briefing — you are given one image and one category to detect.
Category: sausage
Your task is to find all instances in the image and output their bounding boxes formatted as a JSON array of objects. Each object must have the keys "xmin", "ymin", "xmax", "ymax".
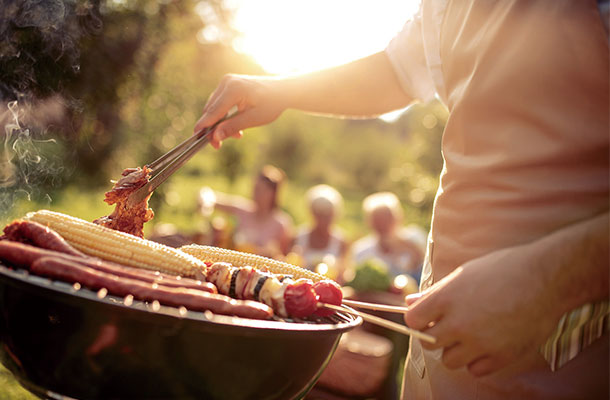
[
  {"xmin": 2, "ymin": 221, "xmax": 84, "ymax": 257},
  {"xmin": 0, "ymin": 241, "xmax": 217, "ymax": 294},
  {"xmin": 0, "ymin": 241, "xmax": 51, "ymax": 268},
  {"xmin": 30, "ymin": 257, "xmax": 273, "ymax": 319},
  {"xmin": 76, "ymin": 258, "xmax": 217, "ymax": 293}
]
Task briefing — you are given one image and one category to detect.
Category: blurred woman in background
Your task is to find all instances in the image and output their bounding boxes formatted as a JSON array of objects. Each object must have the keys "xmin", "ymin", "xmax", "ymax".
[
  {"xmin": 352, "ymin": 192, "xmax": 425, "ymax": 284},
  {"xmin": 292, "ymin": 184, "xmax": 348, "ymax": 282},
  {"xmin": 198, "ymin": 165, "xmax": 293, "ymax": 258}
]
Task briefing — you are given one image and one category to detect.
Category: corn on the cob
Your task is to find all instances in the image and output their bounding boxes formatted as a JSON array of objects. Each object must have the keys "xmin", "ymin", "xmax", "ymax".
[
  {"xmin": 180, "ymin": 244, "xmax": 328, "ymax": 283},
  {"xmin": 24, "ymin": 210, "xmax": 206, "ymax": 278}
]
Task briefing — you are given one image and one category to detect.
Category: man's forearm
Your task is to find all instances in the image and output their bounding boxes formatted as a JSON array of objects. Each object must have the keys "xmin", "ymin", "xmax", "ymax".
[
  {"xmin": 274, "ymin": 51, "xmax": 413, "ymax": 118},
  {"xmin": 532, "ymin": 211, "xmax": 609, "ymax": 316}
]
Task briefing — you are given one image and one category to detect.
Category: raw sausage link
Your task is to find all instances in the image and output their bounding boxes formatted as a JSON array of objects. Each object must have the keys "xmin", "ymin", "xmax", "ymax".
[
  {"xmin": 2, "ymin": 221, "xmax": 84, "ymax": 256},
  {"xmin": 30, "ymin": 257, "xmax": 273, "ymax": 319},
  {"xmin": 0, "ymin": 241, "xmax": 217, "ymax": 294}
]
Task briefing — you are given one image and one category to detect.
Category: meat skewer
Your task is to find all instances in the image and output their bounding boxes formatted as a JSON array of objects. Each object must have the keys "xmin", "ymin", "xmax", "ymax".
[
  {"xmin": 182, "ymin": 245, "xmax": 437, "ymax": 339},
  {"xmin": 205, "ymin": 261, "xmax": 436, "ymax": 342},
  {"xmin": 206, "ymin": 262, "xmax": 341, "ymax": 318}
]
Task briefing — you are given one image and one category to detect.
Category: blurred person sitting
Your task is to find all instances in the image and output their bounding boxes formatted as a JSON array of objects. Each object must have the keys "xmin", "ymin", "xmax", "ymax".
[
  {"xmin": 198, "ymin": 165, "xmax": 293, "ymax": 258},
  {"xmin": 352, "ymin": 192, "xmax": 424, "ymax": 284},
  {"xmin": 292, "ymin": 184, "xmax": 348, "ymax": 281}
]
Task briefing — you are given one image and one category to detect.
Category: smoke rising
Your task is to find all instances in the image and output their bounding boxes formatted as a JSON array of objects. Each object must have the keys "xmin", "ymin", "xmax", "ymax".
[
  {"xmin": 0, "ymin": 100, "xmax": 65, "ymax": 217},
  {"xmin": 0, "ymin": 0, "xmax": 102, "ymax": 217}
]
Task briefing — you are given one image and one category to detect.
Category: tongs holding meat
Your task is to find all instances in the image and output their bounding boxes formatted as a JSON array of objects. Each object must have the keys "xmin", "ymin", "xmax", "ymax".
[
  {"xmin": 94, "ymin": 111, "xmax": 235, "ymax": 237},
  {"xmin": 127, "ymin": 111, "xmax": 234, "ymax": 207}
]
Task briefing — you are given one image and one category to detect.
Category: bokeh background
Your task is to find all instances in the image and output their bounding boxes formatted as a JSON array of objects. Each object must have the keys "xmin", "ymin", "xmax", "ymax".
[{"xmin": 0, "ymin": 0, "xmax": 444, "ymax": 397}]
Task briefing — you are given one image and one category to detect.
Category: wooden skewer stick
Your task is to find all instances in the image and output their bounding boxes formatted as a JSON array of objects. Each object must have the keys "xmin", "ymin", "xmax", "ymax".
[
  {"xmin": 342, "ymin": 299, "xmax": 410, "ymax": 314},
  {"xmin": 319, "ymin": 303, "xmax": 436, "ymax": 344}
]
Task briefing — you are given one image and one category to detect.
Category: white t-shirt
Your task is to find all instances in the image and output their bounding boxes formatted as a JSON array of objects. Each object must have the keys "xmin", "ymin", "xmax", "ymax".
[{"xmin": 294, "ymin": 227, "xmax": 344, "ymax": 270}]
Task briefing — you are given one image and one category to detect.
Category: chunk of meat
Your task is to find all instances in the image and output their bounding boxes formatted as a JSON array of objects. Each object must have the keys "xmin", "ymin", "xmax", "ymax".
[{"xmin": 93, "ymin": 167, "xmax": 154, "ymax": 238}]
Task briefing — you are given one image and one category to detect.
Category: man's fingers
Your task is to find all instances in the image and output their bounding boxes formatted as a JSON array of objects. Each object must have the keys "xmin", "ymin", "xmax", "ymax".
[
  {"xmin": 404, "ymin": 293, "xmax": 443, "ymax": 332},
  {"xmin": 405, "ymin": 292, "xmax": 422, "ymax": 306},
  {"xmin": 200, "ymin": 78, "xmax": 228, "ymax": 117},
  {"xmin": 209, "ymin": 122, "xmax": 248, "ymax": 149},
  {"xmin": 209, "ymin": 108, "xmax": 272, "ymax": 147},
  {"xmin": 417, "ymin": 320, "xmax": 455, "ymax": 350},
  {"xmin": 467, "ymin": 356, "xmax": 499, "ymax": 377},
  {"xmin": 194, "ymin": 87, "xmax": 239, "ymax": 133}
]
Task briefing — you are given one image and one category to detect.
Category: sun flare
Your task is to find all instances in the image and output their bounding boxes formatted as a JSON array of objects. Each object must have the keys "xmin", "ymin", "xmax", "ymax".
[{"xmin": 227, "ymin": 0, "xmax": 420, "ymax": 75}]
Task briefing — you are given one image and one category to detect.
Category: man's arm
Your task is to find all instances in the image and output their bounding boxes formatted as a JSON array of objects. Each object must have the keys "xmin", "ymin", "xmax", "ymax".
[
  {"xmin": 276, "ymin": 51, "xmax": 413, "ymax": 117},
  {"xmin": 194, "ymin": 51, "xmax": 413, "ymax": 148},
  {"xmin": 403, "ymin": 211, "xmax": 609, "ymax": 377},
  {"xmin": 536, "ymin": 211, "xmax": 609, "ymax": 314}
]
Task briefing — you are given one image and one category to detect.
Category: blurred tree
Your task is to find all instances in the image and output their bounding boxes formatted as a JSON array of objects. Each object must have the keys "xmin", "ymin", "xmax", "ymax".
[
  {"xmin": 217, "ymin": 140, "xmax": 245, "ymax": 186},
  {"xmin": 0, "ymin": 0, "xmax": 234, "ymax": 190}
]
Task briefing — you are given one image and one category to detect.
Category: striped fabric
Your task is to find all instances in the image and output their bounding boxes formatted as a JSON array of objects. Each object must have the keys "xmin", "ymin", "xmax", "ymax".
[{"xmin": 541, "ymin": 300, "xmax": 610, "ymax": 371}]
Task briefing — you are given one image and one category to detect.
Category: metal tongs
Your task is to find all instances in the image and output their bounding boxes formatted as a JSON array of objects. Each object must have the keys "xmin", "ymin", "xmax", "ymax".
[{"xmin": 127, "ymin": 111, "xmax": 235, "ymax": 206}]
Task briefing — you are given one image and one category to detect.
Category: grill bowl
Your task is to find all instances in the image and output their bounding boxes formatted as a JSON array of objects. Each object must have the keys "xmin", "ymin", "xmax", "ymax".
[{"xmin": 0, "ymin": 264, "xmax": 360, "ymax": 400}]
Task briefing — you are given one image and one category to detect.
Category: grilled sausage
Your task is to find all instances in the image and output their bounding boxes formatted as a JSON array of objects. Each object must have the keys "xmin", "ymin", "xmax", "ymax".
[
  {"xmin": 73, "ymin": 257, "xmax": 217, "ymax": 293},
  {"xmin": 0, "ymin": 241, "xmax": 217, "ymax": 293},
  {"xmin": 0, "ymin": 241, "xmax": 50, "ymax": 268},
  {"xmin": 2, "ymin": 221, "xmax": 84, "ymax": 257},
  {"xmin": 30, "ymin": 257, "xmax": 273, "ymax": 319}
]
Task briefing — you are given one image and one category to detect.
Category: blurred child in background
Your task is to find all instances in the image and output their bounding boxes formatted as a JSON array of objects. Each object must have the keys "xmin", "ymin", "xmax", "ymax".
[
  {"xmin": 292, "ymin": 184, "xmax": 348, "ymax": 282},
  {"xmin": 352, "ymin": 192, "xmax": 425, "ymax": 284}
]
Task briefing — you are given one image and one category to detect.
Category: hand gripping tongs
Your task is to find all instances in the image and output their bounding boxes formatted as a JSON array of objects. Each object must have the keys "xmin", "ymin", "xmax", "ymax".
[{"xmin": 127, "ymin": 111, "xmax": 235, "ymax": 207}]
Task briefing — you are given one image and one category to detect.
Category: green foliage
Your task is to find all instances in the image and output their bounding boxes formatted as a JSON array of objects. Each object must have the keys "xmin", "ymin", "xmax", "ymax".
[{"xmin": 346, "ymin": 258, "xmax": 393, "ymax": 292}]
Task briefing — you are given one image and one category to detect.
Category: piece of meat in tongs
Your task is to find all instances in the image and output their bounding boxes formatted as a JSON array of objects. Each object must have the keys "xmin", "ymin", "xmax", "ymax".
[
  {"xmin": 94, "ymin": 111, "xmax": 235, "ymax": 238},
  {"xmin": 93, "ymin": 167, "xmax": 154, "ymax": 238}
]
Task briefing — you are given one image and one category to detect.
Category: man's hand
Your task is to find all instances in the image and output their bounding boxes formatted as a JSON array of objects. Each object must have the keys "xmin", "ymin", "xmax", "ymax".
[
  {"xmin": 193, "ymin": 52, "xmax": 413, "ymax": 149},
  {"xmin": 404, "ymin": 212, "xmax": 608, "ymax": 377},
  {"xmin": 194, "ymin": 75, "xmax": 285, "ymax": 149},
  {"xmin": 404, "ymin": 244, "xmax": 564, "ymax": 377}
]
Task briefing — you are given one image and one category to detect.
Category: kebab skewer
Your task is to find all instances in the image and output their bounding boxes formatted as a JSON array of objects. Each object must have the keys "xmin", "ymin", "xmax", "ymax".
[
  {"xmin": 206, "ymin": 262, "xmax": 343, "ymax": 318},
  {"xmin": 204, "ymin": 261, "xmax": 436, "ymax": 342}
]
